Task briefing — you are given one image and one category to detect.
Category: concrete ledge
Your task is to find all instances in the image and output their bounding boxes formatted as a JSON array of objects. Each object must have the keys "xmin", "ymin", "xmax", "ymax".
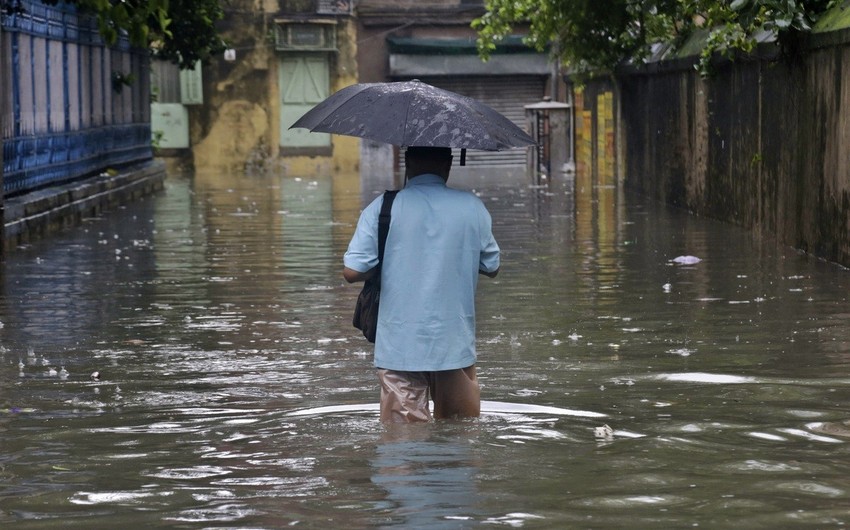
[{"xmin": 3, "ymin": 160, "xmax": 166, "ymax": 252}]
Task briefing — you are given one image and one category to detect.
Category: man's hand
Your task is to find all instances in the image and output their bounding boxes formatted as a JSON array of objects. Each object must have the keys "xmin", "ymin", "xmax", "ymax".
[
  {"xmin": 479, "ymin": 268, "xmax": 499, "ymax": 278},
  {"xmin": 343, "ymin": 266, "xmax": 376, "ymax": 283}
]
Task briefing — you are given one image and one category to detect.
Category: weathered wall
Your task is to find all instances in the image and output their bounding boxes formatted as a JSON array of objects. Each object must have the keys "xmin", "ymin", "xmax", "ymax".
[
  {"xmin": 4, "ymin": 161, "xmax": 165, "ymax": 252},
  {"xmin": 604, "ymin": 30, "xmax": 850, "ymax": 267},
  {"xmin": 283, "ymin": 18, "xmax": 360, "ymax": 176},
  {"xmin": 356, "ymin": 0, "xmax": 486, "ymax": 83},
  {"xmin": 191, "ymin": 6, "xmax": 271, "ymax": 173},
  {"xmin": 574, "ymin": 80, "xmax": 619, "ymax": 187},
  {"xmin": 190, "ymin": 1, "xmax": 359, "ymax": 175}
]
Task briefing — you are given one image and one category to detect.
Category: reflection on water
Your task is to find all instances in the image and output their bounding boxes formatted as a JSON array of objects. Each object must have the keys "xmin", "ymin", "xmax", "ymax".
[
  {"xmin": 371, "ymin": 424, "xmax": 480, "ymax": 528},
  {"xmin": 0, "ymin": 168, "xmax": 849, "ymax": 528}
]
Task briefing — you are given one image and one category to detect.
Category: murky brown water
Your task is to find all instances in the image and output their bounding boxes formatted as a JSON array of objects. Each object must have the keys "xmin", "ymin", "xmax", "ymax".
[{"xmin": 1, "ymin": 168, "xmax": 849, "ymax": 529}]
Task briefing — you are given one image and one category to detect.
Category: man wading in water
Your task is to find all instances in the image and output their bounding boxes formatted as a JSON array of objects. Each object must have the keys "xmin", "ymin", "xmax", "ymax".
[{"xmin": 343, "ymin": 146, "xmax": 501, "ymax": 422}]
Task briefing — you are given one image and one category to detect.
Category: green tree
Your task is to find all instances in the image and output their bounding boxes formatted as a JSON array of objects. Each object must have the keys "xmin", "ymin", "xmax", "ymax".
[
  {"xmin": 473, "ymin": 0, "xmax": 839, "ymax": 76},
  {"xmin": 694, "ymin": 0, "xmax": 836, "ymax": 74},
  {"xmin": 34, "ymin": 0, "xmax": 227, "ymax": 69}
]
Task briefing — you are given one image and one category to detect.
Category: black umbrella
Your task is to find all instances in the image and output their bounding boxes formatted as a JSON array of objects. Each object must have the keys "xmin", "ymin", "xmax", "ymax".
[{"xmin": 289, "ymin": 80, "xmax": 535, "ymax": 163}]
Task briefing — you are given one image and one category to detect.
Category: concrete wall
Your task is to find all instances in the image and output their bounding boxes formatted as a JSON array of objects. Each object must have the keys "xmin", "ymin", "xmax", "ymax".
[
  {"xmin": 356, "ymin": 1, "xmax": 487, "ymax": 83},
  {"xmin": 591, "ymin": 30, "xmax": 850, "ymax": 267},
  {"xmin": 4, "ymin": 161, "xmax": 165, "ymax": 251},
  {"xmin": 574, "ymin": 79, "xmax": 620, "ymax": 187}
]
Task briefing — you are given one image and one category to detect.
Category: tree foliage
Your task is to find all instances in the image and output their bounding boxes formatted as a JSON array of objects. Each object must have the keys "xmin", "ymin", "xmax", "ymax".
[
  {"xmin": 27, "ymin": 0, "xmax": 227, "ymax": 69},
  {"xmin": 149, "ymin": 0, "xmax": 228, "ymax": 68},
  {"xmin": 473, "ymin": 0, "xmax": 840, "ymax": 76}
]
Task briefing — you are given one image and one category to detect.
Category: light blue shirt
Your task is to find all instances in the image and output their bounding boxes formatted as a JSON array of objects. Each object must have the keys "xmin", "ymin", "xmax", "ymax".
[{"xmin": 344, "ymin": 174, "xmax": 500, "ymax": 371}]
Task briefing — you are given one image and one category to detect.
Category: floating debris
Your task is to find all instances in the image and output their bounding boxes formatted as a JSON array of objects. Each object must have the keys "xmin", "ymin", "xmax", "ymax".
[
  {"xmin": 671, "ymin": 255, "xmax": 701, "ymax": 265},
  {"xmin": 594, "ymin": 424, "xmax": 615, "ymax": 441},
  {"xmin": 2, "ymin": 407, "xmax": 37, "ymax": 414}
]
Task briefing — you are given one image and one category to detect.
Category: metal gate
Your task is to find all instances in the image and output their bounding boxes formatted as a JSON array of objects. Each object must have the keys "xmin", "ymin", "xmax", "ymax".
[
  {"xmin": 1, "ymin": 0, "xmax": 152, "ymax": 195},
  {"xmin": 416, "ymin": 76, "xmax": 545, "ymax": 167}
]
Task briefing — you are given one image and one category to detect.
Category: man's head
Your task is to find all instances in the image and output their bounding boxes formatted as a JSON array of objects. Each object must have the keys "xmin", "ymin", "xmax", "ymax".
[{"xmin": 405, "ymin": 146, "xmax": 453, "ymax": 181}]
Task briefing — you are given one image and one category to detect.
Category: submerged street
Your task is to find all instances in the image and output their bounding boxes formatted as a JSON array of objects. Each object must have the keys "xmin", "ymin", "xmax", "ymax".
[{"xmin": 1, "ymin": 168, "xmax": 849, "ymax": 528}]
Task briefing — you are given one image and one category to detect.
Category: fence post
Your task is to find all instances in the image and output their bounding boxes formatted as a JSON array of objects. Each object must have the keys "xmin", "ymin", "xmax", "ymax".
[{"xmin": 0, "ymin": 20, "xmax": 5, "ymax": 259}]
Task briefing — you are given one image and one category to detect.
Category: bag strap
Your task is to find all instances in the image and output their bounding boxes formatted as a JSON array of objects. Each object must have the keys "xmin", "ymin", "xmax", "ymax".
[{"xmin": 377, "ymin": 190, "xmax": 398, "ymax": 266}]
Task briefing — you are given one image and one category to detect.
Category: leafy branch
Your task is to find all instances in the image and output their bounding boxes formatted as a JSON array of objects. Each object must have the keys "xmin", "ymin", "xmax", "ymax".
[
  {"xmin": 37, "ymin": 0, "xmax": 227, "ymax": 69},
  {"xmin": 474, "ymin": 0, "xmax": 841, "ymax": 77}
]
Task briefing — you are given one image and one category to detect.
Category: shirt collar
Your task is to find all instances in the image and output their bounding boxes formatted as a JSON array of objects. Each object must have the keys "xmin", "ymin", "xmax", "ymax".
[{"xmin": 405, "ymin": 173, "xmax": 446, "ymax": 188}]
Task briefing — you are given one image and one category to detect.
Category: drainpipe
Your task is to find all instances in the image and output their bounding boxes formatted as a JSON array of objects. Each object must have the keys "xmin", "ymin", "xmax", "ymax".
[
  {"xmin": 549, "ymin": 42, "xmax": 560, "ymax": 102},
  {"xmin": 0, "ymin": 19, "xmax": 5, "ymax": 259},
  {"xmin": 565, "ymin": 77, "xmax": 575, "ymax": 172}
]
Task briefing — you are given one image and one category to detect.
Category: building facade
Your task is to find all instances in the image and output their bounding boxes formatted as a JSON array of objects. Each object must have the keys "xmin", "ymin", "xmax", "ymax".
[
  {"xmin": 174, "ymin": 0, "xmax": 557, "ymax": 178},
  {"xmin": 357, "ymin": 0, "xmax": 556, "ymax": 174},
  {"xmin": 163, "ymin": 0, "xmax": 358, "ymax": 176}
]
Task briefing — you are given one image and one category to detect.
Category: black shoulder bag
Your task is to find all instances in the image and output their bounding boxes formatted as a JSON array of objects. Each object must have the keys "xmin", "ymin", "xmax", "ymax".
[{"xmin": 352, "ymin": 190, "xmax": 398, "ymax": 342}]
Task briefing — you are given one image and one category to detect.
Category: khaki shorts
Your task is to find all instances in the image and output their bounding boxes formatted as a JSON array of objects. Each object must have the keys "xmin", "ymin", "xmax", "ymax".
[{"xmin": 376, "ymin": 365, "xmax": 480, "ymax": 423}]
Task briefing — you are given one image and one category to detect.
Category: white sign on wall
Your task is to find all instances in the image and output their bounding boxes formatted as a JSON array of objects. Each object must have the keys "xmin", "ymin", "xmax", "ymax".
[
  {"xmin": 179, "ymin": 61, "xmax": 203, "ymax": 105},
  {"xmin": 151, "ymin": 103, "xmax": 190, "ymax": 149}
]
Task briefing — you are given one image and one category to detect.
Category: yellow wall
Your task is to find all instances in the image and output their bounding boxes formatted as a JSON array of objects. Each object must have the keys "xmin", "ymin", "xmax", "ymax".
[
  {"xmin": 280, "ymin": 21, "xmax": 361, "ymax": 177},
  {"xmin": 193, "ymin": 10, "xmax": 360, "ymax": 177},
  {"xmin": 573, "ymin": 87, "xmax": 616, "ymax": 185}
]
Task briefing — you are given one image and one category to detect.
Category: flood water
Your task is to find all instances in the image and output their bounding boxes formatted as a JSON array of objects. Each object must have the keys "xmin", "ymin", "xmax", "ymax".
[{"xmin": 1, "ymin": 168, "xmax": 849, "ymax": 529}]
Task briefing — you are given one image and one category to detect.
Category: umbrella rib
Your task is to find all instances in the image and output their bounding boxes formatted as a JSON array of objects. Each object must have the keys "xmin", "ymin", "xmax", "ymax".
[
  {"xmin": 291, "ymin": 83, "xmax": 371, "ymax": 130},
  {"xmin": 400, "ymin": 93, "xmax": 413, "ymax": 148}
]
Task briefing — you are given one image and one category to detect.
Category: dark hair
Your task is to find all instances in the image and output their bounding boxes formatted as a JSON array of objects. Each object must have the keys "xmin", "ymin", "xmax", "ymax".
[{"xmin": 405, "ymin": 146, "xmax": 452, "ymax": 161}]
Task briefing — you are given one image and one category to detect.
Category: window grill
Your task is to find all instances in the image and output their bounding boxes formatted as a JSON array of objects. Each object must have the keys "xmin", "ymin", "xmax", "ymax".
[{"xmin": 274, "ymin": 23, "xmax": 337, "ymax": 52}]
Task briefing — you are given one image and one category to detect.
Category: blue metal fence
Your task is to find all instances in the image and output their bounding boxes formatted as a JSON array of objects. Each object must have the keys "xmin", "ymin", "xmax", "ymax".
[{"xmin": 1, "ymin": 0, "xmax": 152, "ymax": 196}]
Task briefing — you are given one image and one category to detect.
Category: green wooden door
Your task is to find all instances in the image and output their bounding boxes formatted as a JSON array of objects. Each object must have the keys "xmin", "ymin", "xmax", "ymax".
[{"xmin": 280, "ymin": 55, "xmax": 331, "ymax": 148}]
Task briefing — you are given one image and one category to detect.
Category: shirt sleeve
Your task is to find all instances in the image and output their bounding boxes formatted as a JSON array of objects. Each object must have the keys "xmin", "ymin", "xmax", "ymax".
[
  {"xmin": 343, "ymin": 195, "xmax": 383, "ymax": 273},
  {"xmin": 477, "ymin": 202, "xmax": 500, "ymax": 273}
]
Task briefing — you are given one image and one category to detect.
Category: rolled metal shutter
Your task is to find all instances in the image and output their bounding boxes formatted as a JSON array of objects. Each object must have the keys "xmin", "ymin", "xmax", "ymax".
[{"xmin": 419, "ymin": 76, "xmax": 546, "ymax": 167}]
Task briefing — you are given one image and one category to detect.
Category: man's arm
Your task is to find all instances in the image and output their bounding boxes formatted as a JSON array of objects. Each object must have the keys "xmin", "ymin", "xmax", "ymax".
[
  {"xmin": 479, "ymin": 267, "xmax": 499, "ymax": 278},
  {"xmin": 477, "ymin": 203, "xmax": 500, "ymax": 279},
  {"xmin": 343, "ymin": 266, "xmax": 377, "ymax": 284}
]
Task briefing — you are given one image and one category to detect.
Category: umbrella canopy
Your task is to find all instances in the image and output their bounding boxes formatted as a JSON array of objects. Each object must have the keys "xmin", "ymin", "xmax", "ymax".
[{"xmin": 289, "ymin": 79, "xmax": 535, "ymax": 151}]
